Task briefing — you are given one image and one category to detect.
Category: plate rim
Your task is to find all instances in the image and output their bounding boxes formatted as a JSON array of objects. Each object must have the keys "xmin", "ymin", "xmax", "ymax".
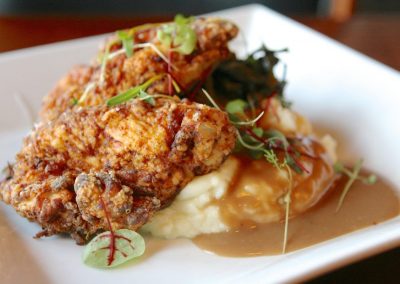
[{"xmin": 0, "ymin": 4, "xmax": 399, "ymax": 283}]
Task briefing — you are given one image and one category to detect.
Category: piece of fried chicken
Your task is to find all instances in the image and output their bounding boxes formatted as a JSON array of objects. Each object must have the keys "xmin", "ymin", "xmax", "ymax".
[
  {"xmin": 0, "ymin": 98, "xmax": 236, "ymax": 244},
  {"xmin": 40, "ymin": 17, "xmax": 238, "ymax": 121}
]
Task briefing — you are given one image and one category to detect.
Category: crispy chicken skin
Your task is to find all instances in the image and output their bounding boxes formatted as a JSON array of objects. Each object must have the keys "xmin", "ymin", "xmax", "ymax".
[
  {"xmin": 0, "ymin": 99, "xmax": 236, "ymax": 243},
  {"xmin": 40, "ymin": 18, "xmax": 238, "ymax": 121}
]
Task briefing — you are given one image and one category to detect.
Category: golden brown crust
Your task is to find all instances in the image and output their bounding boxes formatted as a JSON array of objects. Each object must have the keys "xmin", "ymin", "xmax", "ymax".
[
  {"xmin": 1, "ymin": 99, "xmax": 236, "ymax": 243},
  {"xmin": 40, "ymin": 18, "xmax": 238, "ymax": 121}
]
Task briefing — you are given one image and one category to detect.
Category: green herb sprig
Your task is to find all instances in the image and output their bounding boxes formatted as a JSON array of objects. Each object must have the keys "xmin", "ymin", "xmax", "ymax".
[
  {"xmin": 106, "ymin": 75, "xmax": 163, "ymax": 106},
  {"xmin": 334, "ymin": 159, "xmax": 377, "ymax": 212},
  {"xmin": 89, "ymin": 21, "xmax": 180, "ymax": 105},
  {"xmin": 202, "ymin": 89, "xmax": 308, "ymax": 174},
  {"xmin": 282, "ymin": 164, "xmax": 293, "ymax": 253},
  {"xmin": 80, "ymin": 15, "xmax": 197, "ymax": 106}
]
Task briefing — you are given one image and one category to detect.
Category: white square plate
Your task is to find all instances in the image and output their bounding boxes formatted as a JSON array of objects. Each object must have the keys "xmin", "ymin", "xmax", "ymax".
[{"xmin": 1, "ymin": 4, "xmax": 400, "ymax": 283}]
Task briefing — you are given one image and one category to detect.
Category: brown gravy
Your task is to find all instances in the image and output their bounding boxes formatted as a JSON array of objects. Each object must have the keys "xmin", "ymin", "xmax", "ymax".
[
  {"xmin": 216, "ymin": 144, "xmax": 335, "ymax": 230},
  {"xmin": 193, "ymin": 173, "xmax": 400, "ymax": 257}
]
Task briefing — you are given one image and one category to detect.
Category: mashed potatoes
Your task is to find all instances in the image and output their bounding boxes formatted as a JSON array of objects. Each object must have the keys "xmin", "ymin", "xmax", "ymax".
[
  {"xmin": 141, "ymin": 99, "xmax": 337, "ymax": 239},
  {"xmin": 141, "ymin": 157, "xmax": 239, "ymax": 238}
]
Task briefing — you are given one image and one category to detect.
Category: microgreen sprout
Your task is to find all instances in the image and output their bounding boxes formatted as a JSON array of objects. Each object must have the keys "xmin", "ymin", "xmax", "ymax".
[
  {"xmin": 100, "ymin": 40, "xmax": 177, "ymax": 90},
  {"xmin": 264, "ymin": 149, "xmax": 281, "ymax": 169},
  {"xmin": 106, "ymin": 75, "xmax": 163, "ymax": 106},
  {"xmin": 225, "ymin": 99, "xmax": 248, "ymax": 116},
  {"xmin": 107, "ymin": 48, "xmax": 125, "ymax": 60},
  {"xmin": 99, "ymin": 47, "xmax": 110, "ymax": 85},
  {"xmin": 138, "ymin": 90, "xmax": 156, "ymax": 106},
  {"xmin": 77, "ymin": 82, "xmax": 96, "ymax": 105},
  {"xmin": 117, "ymin": 30, "xmax": 134, "ymax": 58},
  {"xmin": 171, "ymin": 77, "xmax": 181, "ymax": 93},
  {"xmin": 334, "ymin": 159, "xmax": 377, "ymax": 212},
  {"xmin": 86, "ymin": 16, "xmax": 195, "ymax": 109},
  {"xmin": 158, "ymin": 14, "xmax": 197, "ymax": 55},
  {"xmin": 230, "ymin": 111, "xmax": 264, "ymax": 126},
  {"xmin": 236, "ymin": 129, "xmax": 264, "ymax": 151},
  {"xmin": 201, "ymin": 88, "xmax": 221, "ymax": 110},
  {"xmin": 226, "ymin": 99, "xmax": 264, "ymax": 127},
  {"xmin": 139, "ymin": 93, "xmax": 180, "ymax": 103},
  {"xmin": 282, "ymin": 163, "xmax": 292, "ymax": 253}
]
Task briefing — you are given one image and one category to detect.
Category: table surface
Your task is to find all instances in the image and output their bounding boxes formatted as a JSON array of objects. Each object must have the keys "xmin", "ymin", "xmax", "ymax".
[{"xmin": 0, "ymin": 13, "xmax": 399, "ymax": 283}]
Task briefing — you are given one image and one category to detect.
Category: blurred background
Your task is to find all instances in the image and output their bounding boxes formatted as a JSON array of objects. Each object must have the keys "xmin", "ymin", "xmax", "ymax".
[
  {"xmin": 0, "ymin": 0, "xmax": 399, "ymax": 70},
  {"xmin": 0, "ymin": 0, "xmax": 399, "ymax": 282}
]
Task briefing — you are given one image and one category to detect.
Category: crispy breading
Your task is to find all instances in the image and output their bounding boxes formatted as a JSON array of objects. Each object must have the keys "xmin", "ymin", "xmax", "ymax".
[
  {"xmin": 40, "ymin": 18, "xmax": 238, "ymax": 121},
  {"xmin": 0, "ymin": 99, "xmax": 236, "ymax": 243}
]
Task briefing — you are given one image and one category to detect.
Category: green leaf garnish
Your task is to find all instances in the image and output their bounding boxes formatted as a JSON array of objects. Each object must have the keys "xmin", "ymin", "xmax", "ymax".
[
  {"xmin": 174, "ymin": 28, "xmax": 196, "ymax": 55},
  {"xmin": 106, "ymin": 75, "xmax": 162, "ymax": 106},
  {"xmin": 83, "ymin": 229, "xmax": 145, "ymax": 268},
  {"xmin": 225, "ymin": 99, "xmax": 248, "ymax": 115},
  {"xmin": 251, "ymin": 127, "xmax": 263, "ymax": 138},
  {"xmin": 138, "ymin": 90, "xmax": 156, "ymax": 106},
  {"xmin": 157, "ymin": 14, "xmax": 197, "ymax": 55},
  {"xmin": 117, "ymin": 30, "xmax": 134, "ymax": 57},
  {"xmin": 207, "ymin": 45, "xmax": 289, "ymax": 107}
]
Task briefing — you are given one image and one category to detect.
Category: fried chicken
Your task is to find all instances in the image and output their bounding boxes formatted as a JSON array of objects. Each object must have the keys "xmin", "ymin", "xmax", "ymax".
[
  {"xmin": 40, "ymin": 18, "xmax": 238, "ymax": 121},
  {"xmin": 0, "ymin": 99, "xmax": 236, "ymax": 243}
]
